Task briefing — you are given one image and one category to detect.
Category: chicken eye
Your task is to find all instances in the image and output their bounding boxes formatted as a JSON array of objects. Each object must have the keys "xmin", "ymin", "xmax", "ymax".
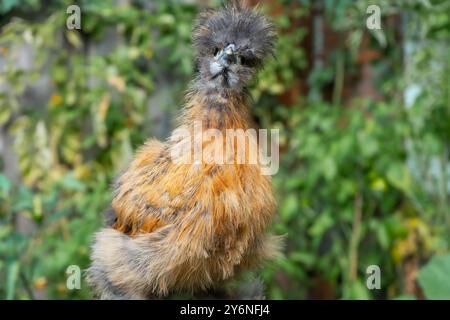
[{"xmin": 240, "ymin": 56, "xmax": 256, "ymax": 67}]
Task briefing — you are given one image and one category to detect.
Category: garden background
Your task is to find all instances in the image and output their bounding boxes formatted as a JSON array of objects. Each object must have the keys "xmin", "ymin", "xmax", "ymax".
[{"xmin": 0, "ymin": 0, "xmax": 449, "ymax": 299}]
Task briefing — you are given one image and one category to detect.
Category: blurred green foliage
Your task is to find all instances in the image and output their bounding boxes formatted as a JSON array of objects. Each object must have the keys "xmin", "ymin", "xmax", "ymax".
[{"xmin": 0, "ymin": 0, "xmax": 449, "ymax": 299}]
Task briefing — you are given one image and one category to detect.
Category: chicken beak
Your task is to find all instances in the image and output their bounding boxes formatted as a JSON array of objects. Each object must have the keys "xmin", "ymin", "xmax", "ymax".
[
  {"xmin": 225, "ymin": 46, "xmax": 234, "ymax": 56},
  {"xmin": 217, "ymin": 44, "xmax": 236, "ymax": 67}
]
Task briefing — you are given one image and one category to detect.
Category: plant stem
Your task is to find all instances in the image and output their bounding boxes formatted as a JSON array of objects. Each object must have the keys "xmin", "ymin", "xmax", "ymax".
[{"xmin": 348, "ymin": 190, "xmax": 363, "ymax": 283}]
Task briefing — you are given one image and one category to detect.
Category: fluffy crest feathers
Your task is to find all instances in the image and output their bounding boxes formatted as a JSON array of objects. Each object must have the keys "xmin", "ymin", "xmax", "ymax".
[{"xmin": 192, "ymin": 1, "xmax": 277, "ymax": 65}]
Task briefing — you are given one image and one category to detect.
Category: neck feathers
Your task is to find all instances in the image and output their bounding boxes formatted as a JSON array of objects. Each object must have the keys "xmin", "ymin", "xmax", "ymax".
[{"xmin": 180, "ymin": 90, "xmax": 251, "ymax": 130}]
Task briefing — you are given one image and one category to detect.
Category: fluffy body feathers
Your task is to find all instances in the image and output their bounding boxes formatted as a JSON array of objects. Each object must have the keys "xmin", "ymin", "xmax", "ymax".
[{"xmin": 87, "ymin": 1, "xmax": 281, "ymax": 299}]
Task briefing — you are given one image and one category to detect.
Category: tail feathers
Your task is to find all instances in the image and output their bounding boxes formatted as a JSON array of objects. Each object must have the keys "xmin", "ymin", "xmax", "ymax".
[
  {"xmin": 86, "ymin": 227, "xmax": 285, "ymax": 299},
  {"xmin": 238, "ymin": 234, "xmax": 286, "ymax": 271},
  {"xmin": 86, "ymin": 227, "xmax": 175, "ymax": 299},
  {"xmin": 259, "ymin": 234, "xmax": 286, "ymax": 261}
]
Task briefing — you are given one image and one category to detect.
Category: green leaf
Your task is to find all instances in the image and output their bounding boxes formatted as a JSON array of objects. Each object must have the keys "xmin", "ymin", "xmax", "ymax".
[
  {"xmin": 0, "ymin": 0, "xmax": 18, "ymax": 14},
  {"xmin": 0, "ymin": 225, "xmax": 12, "ymax": 239},
  {"xmin": 6, "ymin": 261, "xmax": 19, "ymax": 300},
  {"xmin": 322, "ymin": 156, "xmax": 337, "ymax": 180},
  {"xmin": 386, "ymin": 163, "xmax": 412, "ymax": 194},
  {"xmin": 309, "ymin": 212, "xmax": 333, "ymax": 238},
  {"xmin": 0, "ymin": 174, "xmax": 12, "ymax": 197},
  {"xmin": 290, "ymin": 252, "xmax": 316, "ymax": 268},
  {"xmin": 418, "ymin": 254, "xmax": 450, "ymax": 299},
  {"xmin": 280, "ymin": 194, "xmax": 298, "ymax": 223},
  {"xmin": 345, "ymin": 280, "xmax": 370, "ymax": 300}
]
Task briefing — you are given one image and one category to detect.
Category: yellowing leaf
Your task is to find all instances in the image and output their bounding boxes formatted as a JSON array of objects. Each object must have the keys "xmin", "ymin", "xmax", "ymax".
[
  {"xmin": 49, "ymin": 93, "xmax": 62, "ymax": 107},
  {"xmin": 371, "ymin": 177, "xmax": 387, "ymax": 192},
  {"xmin": 0, "ymin": 46, "xmax": 9, "ymax": 55},
  {"xmin": 108, "ymin": 75, "xmax": 126, "ymax": 92},
  {"xmin": 75, "ymin": 164, "xmax": 91, "ymax": 179},
  {"xmin": 66, "ymin": 30, "xmax": 82, "ymax": 48},
  {"xmin": 34, "ymin": 277, "xmax": 47, "ymax": 289},
  {"xmin": 144, "ymin": 48, "xmax": 153, "ymax": 59},
  {"xmin": 57, "ymin": 283, "xmax": 67, "ymax": 294},
  {"xmin": 33, "ymin": 195, "xmax": 43, "ymax": 219},
  {"xmin": 98, "ymin": 94, "xmax": 111, "ymax": 121}
]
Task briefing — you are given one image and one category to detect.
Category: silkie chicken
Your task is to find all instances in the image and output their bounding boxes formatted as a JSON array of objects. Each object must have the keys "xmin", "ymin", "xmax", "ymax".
[{"xmin": 87, "ymin": 0, "xmax": 282, "ymax": 299}]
